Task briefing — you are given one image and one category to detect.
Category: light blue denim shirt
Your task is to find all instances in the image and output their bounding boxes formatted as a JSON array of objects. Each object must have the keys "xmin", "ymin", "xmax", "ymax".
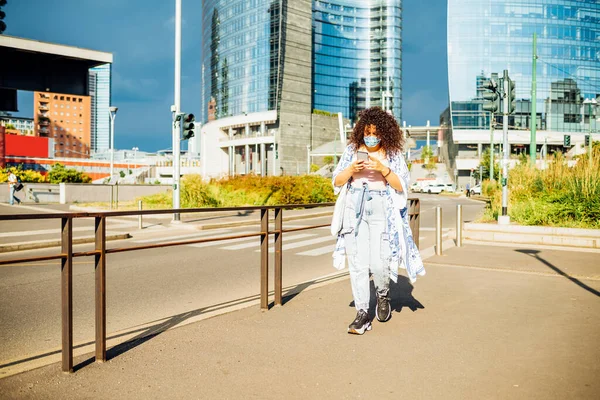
[{"xmin": 332, "ymin": 144, "xmax": 425, "ymax": 283}]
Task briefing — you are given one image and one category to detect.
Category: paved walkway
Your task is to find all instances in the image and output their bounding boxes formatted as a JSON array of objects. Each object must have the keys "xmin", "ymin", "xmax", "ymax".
[{"xmin": 1, "ymin": 243, "xmax": 599, "ymax": 399}]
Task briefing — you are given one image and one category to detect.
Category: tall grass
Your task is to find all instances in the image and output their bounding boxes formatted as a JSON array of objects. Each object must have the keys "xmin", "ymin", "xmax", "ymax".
[
  {"xmin": 481, "ymin": 149, "xmax": 600, "ymax": 228},
  {"xmin": 137, "ymin": 174, "xmax": 335, "ymax": 208}
]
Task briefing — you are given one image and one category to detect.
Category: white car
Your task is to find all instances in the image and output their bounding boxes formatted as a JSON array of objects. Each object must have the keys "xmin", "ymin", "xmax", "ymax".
[
  {"xmin": 470, "ymin": 184, "xmax": 482, "ymax": 195},
  {"xmin": 424, "ymin": 183, "xmax": 448, "ymax": 194},
  {"xmin": 410, "ymin": 182, "xmax": 421, "ymax": 192}
]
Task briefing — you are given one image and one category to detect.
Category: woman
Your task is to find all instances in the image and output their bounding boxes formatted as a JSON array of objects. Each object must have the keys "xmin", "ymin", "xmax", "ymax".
[{"xmin": 332, "ymin": 107, "xmax": 425, "ymax": 335}]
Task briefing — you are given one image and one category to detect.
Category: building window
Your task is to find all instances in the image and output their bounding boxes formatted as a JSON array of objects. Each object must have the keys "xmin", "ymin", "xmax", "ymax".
[{"xmin": 60, "ymin": 96, "xmax": 64, "ymax": 100}]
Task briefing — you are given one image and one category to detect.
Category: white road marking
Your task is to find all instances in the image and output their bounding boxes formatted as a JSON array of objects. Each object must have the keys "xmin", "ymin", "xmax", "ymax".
[
  {"xmin": 221, "ymin": 233, "xmax": 316, "ymax": 250},
  {"xmin": 297, "ymin": 244, "xmax": 335, "ymax": 256}
]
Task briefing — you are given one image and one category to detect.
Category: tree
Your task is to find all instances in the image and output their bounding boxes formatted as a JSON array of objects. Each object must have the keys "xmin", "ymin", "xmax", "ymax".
[
  {"xmin": 47, "ymin": 163, "xmax": 92, "ymax": 183},
  {"xmin": 421, "ymin": 146, "xmax": 437, "ymax": 176},
  {"xmin": 473, "ymin": 149, "xmax": 500, "ymax": 181}
]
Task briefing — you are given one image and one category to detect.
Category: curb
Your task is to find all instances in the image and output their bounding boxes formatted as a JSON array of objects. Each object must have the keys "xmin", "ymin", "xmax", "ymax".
[
  {"xmin": 0, "ymin": 233, "xmax": 131, "ymax": 253},
  {"xmin": 464, "ymin": 223, "xmax": 600, "ymax": 249}
]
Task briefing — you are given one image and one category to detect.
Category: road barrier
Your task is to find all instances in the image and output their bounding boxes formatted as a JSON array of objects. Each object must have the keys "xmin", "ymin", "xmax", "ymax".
[{"xmin": 0, "ymin": 199, "xmax": 420, "ymax": 373}]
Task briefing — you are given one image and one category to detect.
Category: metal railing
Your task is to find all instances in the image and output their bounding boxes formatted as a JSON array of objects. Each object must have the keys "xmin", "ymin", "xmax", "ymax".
[{"xmin": 0, "ymin": 199, "xmax": 420, "ymax": 373}]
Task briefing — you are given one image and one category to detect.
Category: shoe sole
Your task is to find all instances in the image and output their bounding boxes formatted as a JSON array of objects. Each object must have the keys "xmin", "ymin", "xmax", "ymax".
[{"xmin": 348, "ymin": 322, "xmax": 372, "ymax": 335}]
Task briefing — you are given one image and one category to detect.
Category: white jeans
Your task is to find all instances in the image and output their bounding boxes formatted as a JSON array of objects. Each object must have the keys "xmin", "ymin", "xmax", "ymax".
[{"xmin": 344, "ymin": 186, "xmax": 390, "ymax": 311}]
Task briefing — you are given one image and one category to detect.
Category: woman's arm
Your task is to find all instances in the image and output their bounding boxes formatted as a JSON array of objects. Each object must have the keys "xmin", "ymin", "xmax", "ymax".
[
  {"xmin": 367, "ymin": 157, "xmax": 403, "ymax": 192},
  {"xmin": 332, "ymin": 145, "xmax": 359, "ymax": 191},
  {"xmin": 381, "ymin": 166, "xmax": 403, "ymax": 192}
]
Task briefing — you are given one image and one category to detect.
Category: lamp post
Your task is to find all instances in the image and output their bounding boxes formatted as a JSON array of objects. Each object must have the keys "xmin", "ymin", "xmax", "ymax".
[
  {"xmin": 109, "ymin": 106, "xmax": 118, "ymax": 180},
  {"xmin": 583, "ymin": 98, "xmax": 597, "ymax": 168}
]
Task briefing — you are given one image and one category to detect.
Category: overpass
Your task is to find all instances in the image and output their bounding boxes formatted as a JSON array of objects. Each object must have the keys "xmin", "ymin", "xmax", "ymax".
[{"xmin": 0, "ymin": 34, "xmax": 112, "ymax": 111}]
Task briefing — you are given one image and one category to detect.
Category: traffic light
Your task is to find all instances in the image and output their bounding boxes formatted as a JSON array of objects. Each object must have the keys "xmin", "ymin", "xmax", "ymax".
[
  {"xmin": 506, "ymin": 76, "xmax": 516, "ymax": 114},
  {"xmin": 0, "ymin": 0, "xmax": 7, "ymax": 34},
  {"xmin": 585, "ymin": 135, "xmax": 590, "ymax": 147},
  {"xmin": 482, "ymin": 78, "xmax": 500, "ymax": 113},
  {"xmin": 182, "ymin": 113, "xmax": 195, "ymax": 140},
  {"xmin": 563, "ymin": 135, "xmax": 571, "ymax": 147}
]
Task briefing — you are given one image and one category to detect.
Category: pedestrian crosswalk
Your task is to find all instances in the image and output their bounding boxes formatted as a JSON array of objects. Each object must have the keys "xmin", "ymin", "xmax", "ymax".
[{"xmin": 131, "ymin": 228, "xmax": 336, "ymax": 257}]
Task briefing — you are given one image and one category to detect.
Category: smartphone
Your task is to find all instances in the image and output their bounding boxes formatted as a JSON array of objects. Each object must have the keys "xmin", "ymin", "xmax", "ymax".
[{"xmin": 357, "ymin": 151, "xmax": 368, "ymax": 162}]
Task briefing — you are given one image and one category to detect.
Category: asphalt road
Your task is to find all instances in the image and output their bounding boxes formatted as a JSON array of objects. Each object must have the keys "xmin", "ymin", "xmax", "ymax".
[{"xmin": 0, "ymin": 194, "xmax": 484, "ymax": 374}]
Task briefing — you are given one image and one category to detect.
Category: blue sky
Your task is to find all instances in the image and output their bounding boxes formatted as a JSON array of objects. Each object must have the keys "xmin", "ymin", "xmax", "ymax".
[{"xmin": 6, "ymin": 0, "xmax": 448, "ymax": 152}]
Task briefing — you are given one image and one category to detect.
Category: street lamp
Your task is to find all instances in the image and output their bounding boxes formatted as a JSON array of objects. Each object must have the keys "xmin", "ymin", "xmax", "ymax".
[
  {"xmin": 583, "ymin": 98, "xmax": 597, "ymax": 168},
  {"xmin": 109, "ymin": 106, "xmax": 118, "ymax": 180}
]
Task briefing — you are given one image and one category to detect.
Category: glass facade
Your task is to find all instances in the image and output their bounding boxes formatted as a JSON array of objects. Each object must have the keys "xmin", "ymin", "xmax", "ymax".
[
  {"xmin": 201, "ymin": 0, "xmax": 281, "ymax": 123},
  {"xmin": 448, "ymin": 0, "xmax": 600, "ymax": 133},
  {"xmin": 88, "ymin": 63, "xmax": 111, "ymax": 152},
  {"xmin": 313, "ymin": 0, "xmax": 402, "ymax": 122}
]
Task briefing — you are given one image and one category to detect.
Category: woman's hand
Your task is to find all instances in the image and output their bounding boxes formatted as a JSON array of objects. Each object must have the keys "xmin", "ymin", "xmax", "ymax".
[
  {"xmin": 350, "ymin": 159, "xmax": 365, "ymax": 173},
  {"xmin": 366, "ymin": 156, "xmax": 387, "ymax": 174}
]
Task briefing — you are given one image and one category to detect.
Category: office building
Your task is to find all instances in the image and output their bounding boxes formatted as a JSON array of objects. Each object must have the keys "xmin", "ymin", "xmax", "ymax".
[
  {"xmin": 201, "ymin": 0, "xmax": 403, "ymax": 177},
  {"xmin": 33, "ymin": 91, "xmax": 91, "ymax": 158},
  {"xmin": 89, "ymin": 63, "xmax": 111, "ymax": 153},
  {"xmin": 446, "ymin": 0, "xmax": 600, "ymax": 185},
  {"xmin": 0, "ymin": 115, "xmax": 34, "ymax": 135},
  {"xmin": 313, "ymin": 0, "xmax": 402, "ymax": 122}
]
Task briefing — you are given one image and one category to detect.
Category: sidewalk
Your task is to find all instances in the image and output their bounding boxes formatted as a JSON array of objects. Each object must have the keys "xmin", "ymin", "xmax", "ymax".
[{"xmin": 1, "ymin": 243, "xmax": 598, "ymax": 399}]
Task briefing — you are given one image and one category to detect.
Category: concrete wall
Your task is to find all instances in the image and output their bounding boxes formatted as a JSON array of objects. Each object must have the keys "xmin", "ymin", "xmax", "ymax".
[
  {"xmin": 0, "ymin": 183, "xmax": 171, "ymax": 204},
  {"xmin": 278, "ymin": 0, "xmax": 314, "ymax": 176}
]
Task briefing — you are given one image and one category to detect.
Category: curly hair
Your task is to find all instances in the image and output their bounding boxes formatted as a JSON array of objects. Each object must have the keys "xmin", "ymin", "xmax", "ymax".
[{"xmin": 349, "ymin": 107, "xmax": 404, "ymax": 155}]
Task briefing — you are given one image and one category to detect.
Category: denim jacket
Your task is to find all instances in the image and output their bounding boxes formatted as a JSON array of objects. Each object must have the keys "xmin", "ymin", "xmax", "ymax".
[{"xmin": 331, "ymin": 144, "xmax": 425, "ymax": 283}]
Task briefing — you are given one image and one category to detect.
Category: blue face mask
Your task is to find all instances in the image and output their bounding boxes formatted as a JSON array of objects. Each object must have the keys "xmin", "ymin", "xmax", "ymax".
[{"xmin": 364, "ymin": 136, "xmax": 381, "ymax": 147}]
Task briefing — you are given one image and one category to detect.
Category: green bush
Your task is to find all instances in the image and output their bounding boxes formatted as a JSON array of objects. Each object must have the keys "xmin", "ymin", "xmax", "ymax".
[
  {"xmin": 480, "ymin": 149, "xmax": 600, "ymax": 228},
  {"xmin": 47, "ymin": 163, "xmax": 92, "ymax": 183},
  {"xmin": 0, "ymin": 166, "xmax": 46, "ymax": 183},
  {"xmin": 138, "ymin": 174, "xmax": 335, "ymax": 209},
  {"xmin": 180, "ymin": 175, "xmax": 221, "ymax": 207}
]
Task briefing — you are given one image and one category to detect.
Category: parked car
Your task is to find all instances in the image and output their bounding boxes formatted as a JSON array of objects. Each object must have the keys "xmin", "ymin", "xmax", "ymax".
[
  {"xmin": 470, "ymin": 184, "xmax": 482, "ymax": 195},
  {"xmin": 424, "ymin": 183, "xmax": 448, "ymax": 194},
  {"xmin": 410, "ymin": 182, "xmax": 421, "ymax": 193}
]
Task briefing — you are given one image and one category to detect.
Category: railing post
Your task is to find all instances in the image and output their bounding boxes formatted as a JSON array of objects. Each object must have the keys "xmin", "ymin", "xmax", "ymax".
[
  {"xmin": 260, "ymin": 208, "xmax": 269, "ymax": 310},
  {"xmin": 456, "ymin": 204, "xmax": 463, "ymax": 247},
  {"xmin": 138, "ymin": 200, "xmax": 143, "ymax": 229},
  {"xmin": 61, "ymin": 216, "xmax": 73, "ymax": 373},
  {"xmin": 274, "ymin": 207, "xmax": 283, "ymax": 306},
  {"xmin": 435, "ymin": 206, "xmax": 443, "ymax": 256},
  {"xmin": 95, "ymin": 216, "xmax": 107, "ymax": 363},
  {"xmin": 408, "ymin": 198, "xmax": 421, "ymax": 249}
]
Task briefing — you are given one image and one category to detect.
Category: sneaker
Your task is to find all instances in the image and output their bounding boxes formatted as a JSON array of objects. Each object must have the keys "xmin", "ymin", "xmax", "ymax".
[
  {"xmin": 376, "ymin": 291, "xmax": 391, "ymax": 322},
  {"xmin": 348, "ymin": 309, "xmax": 371, "ymax": 335}
]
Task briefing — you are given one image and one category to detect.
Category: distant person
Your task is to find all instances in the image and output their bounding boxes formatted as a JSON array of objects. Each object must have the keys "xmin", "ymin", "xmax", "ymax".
[
  {"xmin": 331, "ymin": 107, "xmax": 425, "ymax": 335},
  {"xmin": 466, "ymin": 182, "xmax": 471, "ymax": 197},
  {"xmin": 7, "ymin": 172, "xmax": 22, "ymax": 205}
]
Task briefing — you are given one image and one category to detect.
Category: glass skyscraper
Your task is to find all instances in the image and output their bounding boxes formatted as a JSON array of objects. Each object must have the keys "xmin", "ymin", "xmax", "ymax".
[
  {"xmin": 201, "ymin": 0, "xmax": 402, "ymax": 124},
  {"xmin": 88, "ymin": 63, "xmax": 111, "ymax": 152},
  {"xmin": 313, "ymin": 0, "xmax": 402, "ymax": 122},
  {"xmin": 448, "ymin": 0, "xmax": 600, "ymax": 133},
  {"xmin": 200, "ymin": 0, "xmax": 403, "ymax": 177},
  {"xmin": 201, "ymin": 0, "xmax": 280, "ymax": 122}
]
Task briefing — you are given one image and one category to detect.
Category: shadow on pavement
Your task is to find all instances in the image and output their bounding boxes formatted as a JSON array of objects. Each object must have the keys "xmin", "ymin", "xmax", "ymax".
[
  {"xmin": 347, "ymin": 276, "xmax": 425, "ymax": 317},
  {"xmin": 515, "ymin": 249, "xmax": 600, "ymax": 297}
]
